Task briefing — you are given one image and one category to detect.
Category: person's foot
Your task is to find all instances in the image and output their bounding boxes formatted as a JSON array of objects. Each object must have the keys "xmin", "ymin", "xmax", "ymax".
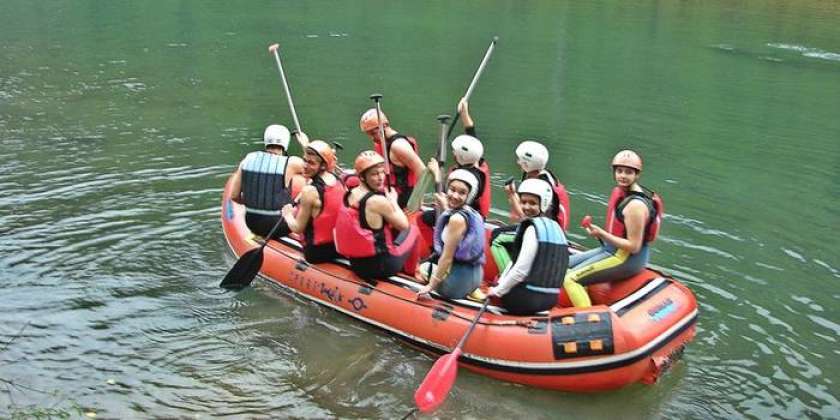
[{"xmin": 466, "ymin": 288, "xmax": 487, "ymax": 302}]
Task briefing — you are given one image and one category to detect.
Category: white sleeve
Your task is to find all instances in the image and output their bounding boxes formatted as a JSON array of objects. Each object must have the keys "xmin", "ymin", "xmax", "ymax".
[{"xmin": 491, "ymin": 226, "xmax": 537, "ymax": 296}]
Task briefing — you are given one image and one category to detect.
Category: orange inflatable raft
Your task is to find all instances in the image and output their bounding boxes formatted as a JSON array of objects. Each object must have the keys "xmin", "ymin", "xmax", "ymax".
[{"xmin": 221, "ymin": 176, "xmax": 698, "ymax": 392}]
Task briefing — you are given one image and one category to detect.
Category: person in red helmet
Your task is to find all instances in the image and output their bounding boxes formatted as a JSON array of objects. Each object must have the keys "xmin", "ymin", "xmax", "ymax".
[
  {"xmin": 281, "ymin": 141, "xmax": 345, "ymax": 263},
  {"xmin": 229, "ymin": 124, "xmax": 307, "ymax": 239},
  {"xmin": 334, "ymin": 151, "xmax": 418, "ymax": 281},
  {"xmin": 563, "ymin": 149, "xmax": 664, "ymax": 308},
  {"xmin": 359, "ymin": 108, "xmax": 425, "ymax": 208}
]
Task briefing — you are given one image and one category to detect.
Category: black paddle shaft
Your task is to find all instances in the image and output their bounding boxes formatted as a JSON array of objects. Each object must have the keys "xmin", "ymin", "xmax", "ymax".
[
  {"xmin": 453, "ymin": 299, "xmax": 489, "ymax": 351},
  {"xmin": 435, "ymin": 114, "xmax": 451, "ymax": 196},
  {"xmin": 369, "ymin": 93, "xmax": 391, "ymax": 190}
]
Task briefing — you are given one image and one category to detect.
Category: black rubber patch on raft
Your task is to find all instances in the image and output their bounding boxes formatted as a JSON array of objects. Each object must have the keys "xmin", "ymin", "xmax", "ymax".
[
  {"xmin": 551, "ymin": 312, "xmax": 615, "ymax": 359},
  {"xmin": 432, "ymin": 306, "xmax": 451, "ymax": 321},
  {"xmin": 528, "ymin": 319, "xmax": 548, "ymax": 334}
]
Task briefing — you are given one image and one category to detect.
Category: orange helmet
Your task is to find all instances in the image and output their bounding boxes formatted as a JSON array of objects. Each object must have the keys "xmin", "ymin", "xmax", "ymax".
[
  {"xmin": 611, "ymin": 149, "xmax": 643, "ymax": 172},
  {"xmin": 359, "ymin": 108, "xmax": 389, "ymax": 133},
  {"xmin": 306, "ymin": 140, "xmax": 337, "ymax": 172},
  {"xmin": 354, "ymin": 150, "xmax": 385, "ymax": 175}
]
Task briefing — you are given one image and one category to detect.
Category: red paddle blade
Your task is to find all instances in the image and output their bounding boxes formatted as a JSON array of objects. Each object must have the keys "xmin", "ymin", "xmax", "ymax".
[
  {"xmin": 581, "ymin": 215, "xmax": 592, "ymax": 229},
  {"xmin": 414, "ymin": 348, "xmax": 462, "ymax": 413}
]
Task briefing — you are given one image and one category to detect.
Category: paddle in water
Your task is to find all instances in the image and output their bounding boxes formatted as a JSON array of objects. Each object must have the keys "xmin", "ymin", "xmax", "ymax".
[
  {"xmin": 414, "ymin": 299, "xmax": 490, "ymax": 412},
  {"xmin": 219, "ymin": 216, "xmax": 286, "ymax": 289}
]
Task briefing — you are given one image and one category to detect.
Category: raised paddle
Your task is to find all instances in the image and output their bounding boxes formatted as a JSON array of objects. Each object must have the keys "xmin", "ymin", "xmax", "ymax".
[
  {"xmin": 219, "ymin": 217, "xmax": 286, "ymax": 289},
  {"xmin": 369, "ymin": 93, "xmax": 391, "ymax": 191},
  {"xmin": 414, "ymin": 298, "xmax": 490, "ymax": 413},
  {"xmin": 405, "ymin": 116, "xmax": 450, "ymax": 213},
  {"xmin": 269, "ymin": 43, "xmax": 307, "ymax": 148},
  {"xmin": 219, "ymin": 43, "xmax": 304, "ymax": 290},
  {"xmin": 435, "ymin": 114, "xmax": 451, "ymax": 194},
  {"xmin": 444, "ymin": 36, "xmax": 499, "ymax": 142}
]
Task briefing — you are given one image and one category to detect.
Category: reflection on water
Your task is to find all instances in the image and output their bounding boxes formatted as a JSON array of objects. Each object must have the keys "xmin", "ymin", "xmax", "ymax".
[{"xmin": 1, "ymin": 0, "xmax": 839, "ymax": 418}]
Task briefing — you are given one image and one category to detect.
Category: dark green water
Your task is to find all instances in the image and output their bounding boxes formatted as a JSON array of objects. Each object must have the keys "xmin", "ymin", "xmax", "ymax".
[{"xmin": 2, "ymin": 0, "xmax": 839, "ymax": 418}]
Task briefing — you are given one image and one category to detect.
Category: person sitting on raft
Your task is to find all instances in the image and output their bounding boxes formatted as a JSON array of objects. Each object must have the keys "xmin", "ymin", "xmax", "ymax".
[
  {"xmin": 281, "ymin": 141, "xmax": 345, "ymax": 263},
  {"xmin": 359, "ymin": 107, "xmax": 425, "ymax": 208},
  {"xmin": 487, "ymin": 179, "xmax": 569, "ymax": 315},
  {"xmin": 506, "ymin": 140, "xmax": 571, "ymax": 230},
  {"xmin": 229, "ymin": 125, "xmax": 308, "ymax": 239},
  {"xmin": 334, "ymin": 151, "xmax": 418, "ymax": 281},
  {"xmin": 563, "ymin": 149, "xmax": 664, "ymax": 308},
  {"xmin": 415, "ymin": 169, "xmax": 485, "ymax": 300},
  {"xmin": 418, "ymin": 98, "xmax": 492, "ymax": 245},
  {"xmin": 448, "ymin": 98, "xmax": 492, "ymax": 217}
]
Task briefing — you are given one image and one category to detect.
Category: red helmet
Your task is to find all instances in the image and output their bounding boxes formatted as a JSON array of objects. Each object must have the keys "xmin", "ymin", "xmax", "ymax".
[
  {"xmin": 359, "ymin": 108, "xmax": 389, "ymax": 133},
  {"xmin": 611, "ymin": 149, "xmax": 643, "ymax": 172},
  {"xmin": 354, "ymin": 150, "xmax": 385, "ymax": 175},
  {"xmin": 306, "ymin": 140, "xmax": 337, "ymax": 172}
]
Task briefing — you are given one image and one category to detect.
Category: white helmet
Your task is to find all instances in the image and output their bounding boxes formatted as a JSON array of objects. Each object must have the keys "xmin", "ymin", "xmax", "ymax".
[
  {"xmin": 451, "ymin": 134, "xmax": 483, "ymax": 166},
  {"xmin": 518, "ymin": 178, "xmax": 553, "ymax": 214},
  {"xmin": 263, "ymin": 124, "xmax": 291, "ymax": 149},
  {"xmin": 447, "ymin": 169, "xmax": 480, "ymax": 205},
  {"xmin": 515, "ymin": 140, "xmax": 549, "ymax": 172}
]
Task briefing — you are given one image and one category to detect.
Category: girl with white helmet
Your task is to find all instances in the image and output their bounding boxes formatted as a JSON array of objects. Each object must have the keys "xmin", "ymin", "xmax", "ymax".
[
  {"xmin": 419, "ymin": 98, "xmax": 493, "ymax": 249},
  {"xmin": 563, "ymin": 150, "xmax": 664, "ymax": 308},
  {"xmin": 487, "ymin": 179, "xmax": 569, "ymax": 315},
  {"xmin": 506, "ymin": 140, "xmax": 571, "ymax": 230},
  {"xmin": 449, "ymin": 98, "xmax": 492, "ymax": 217},
  {"xmin": 415, "ymin": 169, "xmax": 485, "ymax": 300},
  {"xmin": 229, "ymin": 124, "xmax": 307, "ymax": 239}
]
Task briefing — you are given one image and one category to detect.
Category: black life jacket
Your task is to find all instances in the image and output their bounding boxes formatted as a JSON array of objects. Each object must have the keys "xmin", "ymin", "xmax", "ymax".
[
  {"xmin": 241, "ymin": 151, "xmax": 292, "ymax": 215},
  {"xmin": 510, "ymin": 217, "xmax": 569, "ymax": 294}
]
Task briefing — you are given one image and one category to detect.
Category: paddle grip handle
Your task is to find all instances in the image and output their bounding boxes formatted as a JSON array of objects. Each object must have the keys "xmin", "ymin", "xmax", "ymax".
[{"xmin": 269, "ymin": 43, "xmax": 303, "ymax": 138}]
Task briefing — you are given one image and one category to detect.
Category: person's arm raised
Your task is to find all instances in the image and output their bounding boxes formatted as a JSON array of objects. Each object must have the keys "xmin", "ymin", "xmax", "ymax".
[
  {"xmin": 458, "ymin": 97, "xmax": 474, "ymax": 131},
  {"xmin": 505, "ymin": 182, "xmax": 524, "ymax": 222}
]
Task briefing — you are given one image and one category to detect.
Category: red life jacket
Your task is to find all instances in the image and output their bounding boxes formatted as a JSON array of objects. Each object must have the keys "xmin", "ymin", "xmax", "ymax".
[
  {"xmin": 605, "ymin": 186, "xmax": 663, "ymax": 243},
  {"xmin": 477, "ymin": 159, "xmax": 491, "ymax": 217},
  {"xmin": 523, "ymin": 170, "xmax": 570, "ymax": 230},
  {"xmin": 374, "ymin": 133, "xmax": 418, "ymax": 196},
  {"xmin": 303, "ymin": 176, "xmax": 345, "ymax": 246},
  {"xmin": 448, "ymin": 159, "xmax": 491, "ymax": 218},
  {"xmin": 334, "ymin": 191, "xmax": 418, "ymax": 259}
]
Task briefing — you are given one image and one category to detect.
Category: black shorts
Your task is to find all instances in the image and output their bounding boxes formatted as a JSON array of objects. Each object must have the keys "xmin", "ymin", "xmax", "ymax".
[
  {"xmin": 245, "ymin": 213, "xmax": 290, "ymax": 239},
  {"xmin": 500, "ymin": 284, "xmax": 557, "ymax": 315},
  {"xmin": 303, "ymin": 243, "xmax": 341, "ymax": 264}
]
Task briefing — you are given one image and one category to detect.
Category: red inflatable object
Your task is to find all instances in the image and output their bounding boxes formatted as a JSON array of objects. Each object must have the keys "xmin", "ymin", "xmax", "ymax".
[{"xmin": 221, "ymin": 175, "xmax": 698, "ymax": 392}]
